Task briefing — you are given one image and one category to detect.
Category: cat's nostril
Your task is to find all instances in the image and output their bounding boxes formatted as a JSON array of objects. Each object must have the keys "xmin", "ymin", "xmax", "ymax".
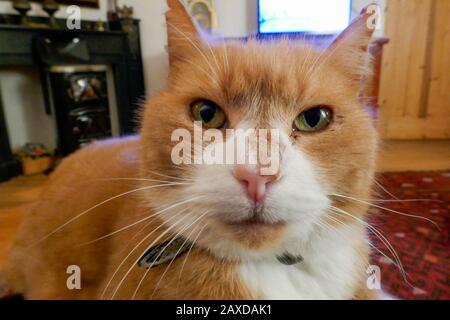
[{"xmin": 233, "ymin": 165, "xmax": 276, "ymax": 204}]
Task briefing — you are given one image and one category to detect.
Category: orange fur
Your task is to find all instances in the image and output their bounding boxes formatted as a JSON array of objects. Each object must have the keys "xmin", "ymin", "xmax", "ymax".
[{"xmin": 4, "ymin": 2, "xmax": 379, "ymax": 299}]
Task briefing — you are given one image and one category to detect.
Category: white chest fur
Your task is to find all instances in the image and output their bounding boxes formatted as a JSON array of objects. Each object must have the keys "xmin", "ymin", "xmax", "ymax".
[{"xmin": 239, "ymin": 226, "xmax": 365, "ymax": 300}]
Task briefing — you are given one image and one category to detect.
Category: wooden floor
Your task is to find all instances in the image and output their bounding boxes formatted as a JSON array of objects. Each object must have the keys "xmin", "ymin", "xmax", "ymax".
[
  {"xmin": 0, "ymin": 140, "xmax": 449, "ymax": 266},
  {"xmin": 0, "ymin": 175, "xmax": 48, "ymax": 266},
  {"xmin": 378, "ymin": 140, "xmax": 450, "ymax": 172}
]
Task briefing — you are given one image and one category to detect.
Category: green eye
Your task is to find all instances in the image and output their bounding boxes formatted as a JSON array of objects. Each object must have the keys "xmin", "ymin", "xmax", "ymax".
[
  {"xmin": 191, "ymin": 100, "xmax": 226, "ymax": 129},
  {"xmin": 294, "ymin": 106, "xmax": 332, "ymax": 132}
]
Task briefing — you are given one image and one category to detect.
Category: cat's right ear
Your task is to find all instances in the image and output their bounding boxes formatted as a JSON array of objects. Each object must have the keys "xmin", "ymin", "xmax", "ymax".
[
  {"xmin": 166, "ymin": 0, "xmax": 201, "ymax": 65},
  {"xmin": 325, "ymin": 6, "xmax": 377, "ymax": 82}
]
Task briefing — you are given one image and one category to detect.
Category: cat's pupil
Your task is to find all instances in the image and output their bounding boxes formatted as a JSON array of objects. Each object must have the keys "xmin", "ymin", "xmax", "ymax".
[
  {"xmin": 199, "ymin": 105, "xmax": 216, "ymax": 123},
  {"xmin": 303, "ymin": 108, "xmax": 322, "ymax": 128}
]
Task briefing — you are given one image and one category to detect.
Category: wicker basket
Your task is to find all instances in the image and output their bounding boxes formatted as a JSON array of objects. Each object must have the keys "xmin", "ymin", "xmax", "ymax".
[{"xmin": 20, "ymin": 156, "xmax": 53, "ymax": 176}]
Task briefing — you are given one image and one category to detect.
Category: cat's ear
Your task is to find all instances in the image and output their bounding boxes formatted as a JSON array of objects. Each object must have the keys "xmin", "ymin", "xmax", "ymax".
[
  {"xmin": 326, "ymin": 6, "xmax": 377, "ymax": 81},
  {"xmin": 166, "ymin": 0, "xmax": 201, "ymax": 65}
]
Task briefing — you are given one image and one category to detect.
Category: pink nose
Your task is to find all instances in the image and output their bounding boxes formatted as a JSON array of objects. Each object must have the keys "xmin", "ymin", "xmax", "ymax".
[{"xmin": 233, "ymin": 165, "xmax": 276, "ymax": 204}]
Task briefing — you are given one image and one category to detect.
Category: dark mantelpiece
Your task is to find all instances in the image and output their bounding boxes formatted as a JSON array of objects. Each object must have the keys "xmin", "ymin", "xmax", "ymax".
[
  {"xmin": 0, "ymin": 88, "xmax": 21, "ymax": 181},
  {"xmin": 0, "ymin": 17, "xmax": 146, "ymax": 182}
]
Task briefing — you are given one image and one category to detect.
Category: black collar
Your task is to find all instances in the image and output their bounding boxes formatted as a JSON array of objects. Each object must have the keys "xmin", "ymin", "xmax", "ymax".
[
  {"xmin": 138, "ymin": 236, "xmax": 191, "ymax": 269},
  {"xmin": 138, "ymin": 237, "xmax": 304, "ymax": 269}
]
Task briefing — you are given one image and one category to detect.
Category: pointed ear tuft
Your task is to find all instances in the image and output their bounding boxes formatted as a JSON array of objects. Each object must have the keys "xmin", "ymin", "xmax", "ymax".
[
  {"xmin": 166, "ymin": 0, "xmax": 197, "ymax": 35},
  {"xmin": 166, "ymin": 0, "xmax": 201, "ymax": 65},
  {"xmin": 327, "ymin": 4, "xmax": 378, "ymax": 81}
]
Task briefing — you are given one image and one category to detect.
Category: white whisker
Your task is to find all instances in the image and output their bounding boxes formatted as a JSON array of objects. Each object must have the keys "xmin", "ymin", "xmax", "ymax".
[
  {"xmin": 167, "ymin": 22, "xmax": 218, "ymax": 78},
  {"xmin": 109, "ymin": 209, "xmax": 199, "ymax": 300},
  {"xmin": 222, "ymin": 41, "xmax": 230, "ymax": 74},
  {"xmin": 174, "ymin": 55, "xmax": 220, "ymax": 87},
  {"xmin": 176, "ymin": 223, "xmax": 208, "ymax": 296},
  {"xmin": 371, "ymin": 177, "xmax": 400, "ymax": 200},
  {"xmin": 97, "ymin": 177, "xmax": 191, "ymax": 184},
  {"xmin": 147, "ymin": 171, "xmax": 194, "ymax": 182},
  {"xmin": 31, "ymin": 183, "xmax": 187, "ymax": 247},
  {"xmin": 331, "ymin": 193, "xmax": 440, "ymax": 230},
  {"xmin": 99, "ymin": 196, "xmax": 203, "ymax": 299},
  {"xmin": 78, "ymin": 199, "xmax": 197, "ymax": 247},
  {"xmin": 323, "ymin": 214, "xmax": 403, "ymax": 271},
  {"xmin": 329, "ymin": 205, "xmax": 410, "ymax": 284},
  {"xmin": 134, "ymin": 210, "xmax": 210, "ymax": 299}
]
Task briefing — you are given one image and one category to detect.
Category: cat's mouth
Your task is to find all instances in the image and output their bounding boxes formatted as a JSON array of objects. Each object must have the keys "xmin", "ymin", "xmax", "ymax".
[
  {"xmin": 223, "ymin": 216, "xmax": 286, "ymax": 249},
  {"xmin": 226, "ymin": 215, "xmax": 285, "ymax": 234},
  {"xmin": 222, "ymin": 205, "xmax": 285, "ymax": 232}
]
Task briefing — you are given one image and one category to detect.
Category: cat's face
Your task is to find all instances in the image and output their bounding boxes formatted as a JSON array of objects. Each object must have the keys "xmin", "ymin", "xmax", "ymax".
[{"xmin": 140, "ymin": 0, "xmax": 378, "ymax": 260}]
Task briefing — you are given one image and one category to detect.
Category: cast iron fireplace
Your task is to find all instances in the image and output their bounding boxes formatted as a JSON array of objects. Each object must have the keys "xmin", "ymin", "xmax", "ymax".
[
  {"xmin": 46, "ymin": 65, "xmax": 118, "ymax": 156},
  {"xmin": 0, "ymin": 17, "xmax": 145, "ymax": 181}
]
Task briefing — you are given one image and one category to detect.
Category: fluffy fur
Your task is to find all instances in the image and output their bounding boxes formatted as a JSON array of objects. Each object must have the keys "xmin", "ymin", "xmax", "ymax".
[{"xmin": 3, "ymin": 0, "xmax": 379, "ymax": 299}]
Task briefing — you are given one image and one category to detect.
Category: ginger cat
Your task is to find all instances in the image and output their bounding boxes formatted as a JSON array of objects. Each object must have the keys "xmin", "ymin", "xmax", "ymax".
[{"xmin": 4, "ymin": 0, "xmax": 380, "ymax": 300}]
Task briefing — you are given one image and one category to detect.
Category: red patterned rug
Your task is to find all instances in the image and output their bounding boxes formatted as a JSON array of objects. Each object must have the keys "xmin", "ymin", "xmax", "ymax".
[
  {"xmin": 1, "ymin": 171, "xmax": 449, "ymax": 300},
  {"xmin": 369, "ymin": 171, "xmax": 450, "ymax": 300}
]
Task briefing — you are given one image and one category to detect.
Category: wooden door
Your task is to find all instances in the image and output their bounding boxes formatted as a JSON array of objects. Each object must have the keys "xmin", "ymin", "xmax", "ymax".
[{"xmin": 379, "ymin": 0, "xmax": 450, "ymax": 139}]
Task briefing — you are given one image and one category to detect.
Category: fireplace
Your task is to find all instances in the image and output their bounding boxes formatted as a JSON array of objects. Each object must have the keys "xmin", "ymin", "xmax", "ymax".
[
  {"xmin": 0, "ymin": 18, "xmax": 145, "ymax": 181},
  {"xmin": 45, "ymin": 65, "xmax": 119, "ymax": 156}
]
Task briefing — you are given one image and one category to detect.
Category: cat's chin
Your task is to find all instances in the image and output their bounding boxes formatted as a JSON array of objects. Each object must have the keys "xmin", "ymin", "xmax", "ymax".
[
  {"xmin": 223, "ymin": 218, "xmax": 286, "ymax": 250},
  {"xmin": 227, "ymin": 216, "xmax": 284, "ymax": 229}
]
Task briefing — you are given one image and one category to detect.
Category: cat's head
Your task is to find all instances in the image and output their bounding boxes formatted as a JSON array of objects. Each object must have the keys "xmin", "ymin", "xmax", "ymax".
[{"xmin": 139, "ymin": 0, "xmax": 378, "ymax": 261}]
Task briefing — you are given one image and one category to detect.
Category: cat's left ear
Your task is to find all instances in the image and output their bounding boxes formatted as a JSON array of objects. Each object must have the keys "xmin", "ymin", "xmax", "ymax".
[
  {"xmin": 326, "ymin": 6, "xmax": 378, "ymax": 81},
  {"xmin": 166, "ymin": 0, "xmax": 201, "ymax": 65}
]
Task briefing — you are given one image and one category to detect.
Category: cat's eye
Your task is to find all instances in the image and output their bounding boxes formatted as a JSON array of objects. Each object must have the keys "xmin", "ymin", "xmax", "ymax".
[
  {"xmin": 293, "ymin": 106, "xmax": 332, "ymax": 132},
  {"xmin": 191, "ymin": 100, "xmax": 227, "ymax": 129}
]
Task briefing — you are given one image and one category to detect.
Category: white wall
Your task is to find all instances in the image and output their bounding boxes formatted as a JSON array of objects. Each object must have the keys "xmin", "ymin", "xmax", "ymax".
[
  {"xmin": 116, "ymin": 0, "xmax": 170, "ymax": 94},
  {"xmin": 0, "ymin": 0, "xmax": 108, "ymax": 19},
  {"xmin": 0, "ymin": 68, "xmax": 56, "ymax": 149},
  {"xmin": 215, "ymin": 0, "xmax": 257, "ymax": 37}
]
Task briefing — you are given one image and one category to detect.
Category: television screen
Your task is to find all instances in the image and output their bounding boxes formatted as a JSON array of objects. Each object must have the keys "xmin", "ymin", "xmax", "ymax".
[{"xmin": 259, "ymin": 0, "xmax": 352, "ymax": 35}]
